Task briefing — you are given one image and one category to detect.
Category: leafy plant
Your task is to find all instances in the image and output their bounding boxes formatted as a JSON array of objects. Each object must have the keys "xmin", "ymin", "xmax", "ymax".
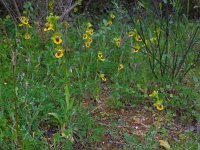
[{"xmin": 127, "ymin": 0, "xmax": 200, "ymax": 82}]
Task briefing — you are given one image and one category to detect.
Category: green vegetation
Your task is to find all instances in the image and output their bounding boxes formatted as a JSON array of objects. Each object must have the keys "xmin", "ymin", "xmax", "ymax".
[{"xmin": 0, "ymin": 0, "xmax": 200, "ymax": 149}]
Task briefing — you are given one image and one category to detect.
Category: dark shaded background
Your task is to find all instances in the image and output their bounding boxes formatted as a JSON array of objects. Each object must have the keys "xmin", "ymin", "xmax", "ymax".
[{"xmin": 0, "ymin": 0, "xmax": 199, "ymax": 22}]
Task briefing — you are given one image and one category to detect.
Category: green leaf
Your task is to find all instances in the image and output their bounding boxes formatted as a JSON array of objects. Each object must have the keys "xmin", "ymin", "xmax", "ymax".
[
  {"xmin": 48, "ymin": 112, "xmax": 62, "ymax": 124},
  {"xmin": 138, "ymin": 1, "xmax": 145, "ymax": 8}
]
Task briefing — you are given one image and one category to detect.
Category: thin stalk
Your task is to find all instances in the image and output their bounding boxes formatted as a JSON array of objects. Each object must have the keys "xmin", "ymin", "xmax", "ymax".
[
  {"xmin": 11, "ymin": 47, "xmax": 22, "ymax": 148},
  {"xmin": 171, "ymin": 20, "xmax": 179, "ymax": 80},
  {"xmin": 179, "ymin": 64, "xmax": 194, "ymax": 82},
  {"xmin": 162, "ymin": 15, "xmax": 170, "ymax": 77},
  {"xmin": 160, "ymin": 3, "xmax": 171, "ymax": 77},
  {"xmin": 11, "ymin": 24, "xmax": 23, "ymax": 148},
  {"xmin": 154, "ymin": 21, "xmax": 163, "ymax": 77},
  {"xmin": 179, "ymin": 52, "xmax": 200, "ymax": 81},
  {"xmin": 139, "ymin": 48, "xmax": 172, "ymax": 72},
  {"xmin": 174, "ymin": 26, "xmax": 199, "ymax": 78},
  {"xmin": 95, "ymin": 59, "xmax": 100, "ymax": 101},
  {"xmin": 134, "ymin": 11, "xmax": 158, "ymax": 79},
  {"xmin": 171, "ymin": 2, "xmax": 181, "ymax": 80},
  {"xmin": 187, "ymin": 0, "xmax": 190, "ymax": 19}
]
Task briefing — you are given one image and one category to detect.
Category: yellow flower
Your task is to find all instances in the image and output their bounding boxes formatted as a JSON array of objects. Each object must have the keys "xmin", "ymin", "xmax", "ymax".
[
  {"xmin": 19, "ymin": 16, "xmax": 29, "ymax": 25},
  {"xmin": 154, "ymin": 100, "xmax": 164, "ymax": 111},
  {"xmin": 83, "ymin": 34, "xmax": 88, "ymax": 40},
  {"xmin": 118, "ymin": 64, "xmax": 124, "ymax": 71},
  {"xmin": 85, "ymin": 42, "xmax": 91, "ymax": 48},
  {"xmin": 19, "ymin": 16, "xmax": 32, "ymax": 28},
  {"xmin": 110, "ymin": 13, "xmax": 115, "ymax": 19},
  {"xmin": 114, "ymin": 37, "xmax": 120, "ymax": 42},
  {"xmin": 116, "ymin": 41, "xmax": 120, "ymax": 47},
  {"xmin": 87, "ymin": 29, "xmax": 94, "ymax": 35},
  {"xmin": 55, "ymin": 49, "xmax": 64, "ymax": 58},
  {"xmin": 98, "ymin": 52, "xmax": 105, "ymax": 61},
  {"xmin": 24, "ymin": 33, "xmax": 30, "ymax": 40},
  {"xmin": 86, "ymin": 28, "xmax": 94, "ymax": 35},
  {"xmin": 100, "ymin": 74, "xmax": 107, "ymax": 81},
  {"xmin": 87, "ymin": 37, "xmax": 92, "ymax": 43},
  {"xmin": 132, "ymin": 44, "xmax": 140, "ymax": 53},
  {"xmin": 106, "ymin": 20, "xmax": 113, "ymax": 26},
  {"xmin": 114, "ymin": 37, "xmax": 121, "ymax": 47},
  {"xmin": 52, "ymin": 34, "xmax": 62, "ymax": 45},
  {"xmin": 135, "ymin": 35, "xmax": 142, "ymax": 42},
  {"xmin": 156, "ymin": 104, "xmax": 164, "ymax": 111},
  {"xmin": 149, "ymin": 90, "xmax": 159, "ymax": 98},
  {"xmin": 44, "ymin": 22, "xmax": 54, "ymax": 31},
  {"xmin": 128, "ymin": 31, "xmax": 136, "ymax": 37},
  {"xmin": 133, "ymin": 48, "xmax": 139, "ymax": 53}
]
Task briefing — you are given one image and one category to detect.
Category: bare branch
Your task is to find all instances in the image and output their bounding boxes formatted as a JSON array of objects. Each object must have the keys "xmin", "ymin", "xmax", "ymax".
[
  {"xmin": 83, "ymin": 0, "xmax": 93, "ymax": 12},
  {"xmin": 60, "ymin": 1, "xmax": 78, "ymax": 22},
  {"xmin": 0, "ymin": 0, "xmax": 17, "ymax": 23},
  {"xmin": 11, "ymin": 0, "xmax": 21, "ymax": 18}
]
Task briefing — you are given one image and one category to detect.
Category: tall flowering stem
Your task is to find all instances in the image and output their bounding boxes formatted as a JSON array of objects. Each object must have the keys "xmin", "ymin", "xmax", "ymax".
[{"xmin": 10, "ymin": 32, "xmax": 23, "ymax": 147}]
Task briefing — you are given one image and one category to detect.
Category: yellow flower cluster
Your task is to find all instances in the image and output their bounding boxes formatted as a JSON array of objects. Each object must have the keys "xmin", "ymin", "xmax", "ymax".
[
  {"xmin": 98, "ymin": 52, "xmax": 105, "ymax": 61},
  {"xmin": 44, "ymin": 22, "xmax": 54, "ymax": 31},
  {"xmin": 19, "ymin": 16, "xmax": 31, "ymax": 27},
  {"xmin": 83, "ymin": 22, "xmax": 94, "ymax": 48},
  {"xmin": 154, "ymin": 100, "xmax": 164, "ymax": 111},
  {"xmin": 132, "ymin": 44, "xmax": 140, "ymax": 53},
  {"xmin": 106, "ymin": 13, "xmax": 115, "ymax": 26},
  {"xmin": 149, "ymin": 90, "xmax": 159, "ymax": 98},
  {"xmin": 19, "ymin": 16, "xmax": 32, "ymax": 40},
  {"xmin": 43, "ymin": 13, "xmax": 60, "ymax": 32},
  {"xmin": 149, "ymin": 90, "xmax": 164, "ymax": 111},
  {"xmin": 135, "ymin": 34, "xmax": 142, "ymax": 42},
  {"xmin": 52, "ymin": 33, "xmax": 64, "ymax": 59},
  {"xmin": 118, "ymin": 64, "xmax": 124, "ymax": 72},
  {"xmin": 113, "ymin": 37, "xmax": 121, "ymax": 47},
  {"xmin": 97, "ymin": 51, "xmax": 107, "ymax": 81},
  {"xmin": 128, "ymin": 29, "xmax": 143, "ymax": 53},
  {"xmin": 43, "ymin": 14, "xmax": 64, "ymax": 59},
  {"xmin": 128, "ymin": 30, "xmax": 136, "ymax": 37},
  {"xmin": 99, "ymin": 74, "xmax": 107, "ymax": 82}
]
